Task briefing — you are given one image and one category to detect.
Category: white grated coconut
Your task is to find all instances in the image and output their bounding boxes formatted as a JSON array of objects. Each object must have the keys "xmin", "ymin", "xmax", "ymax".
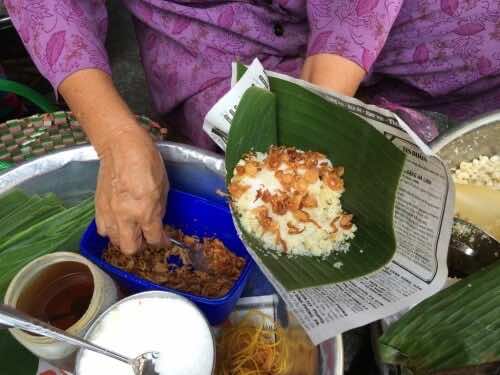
[{"xmin": 451, "ymin": 155, "xmax": 500, "ymax": 190}]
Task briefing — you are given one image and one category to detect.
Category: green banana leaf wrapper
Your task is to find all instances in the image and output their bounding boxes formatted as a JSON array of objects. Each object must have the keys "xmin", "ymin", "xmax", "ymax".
[{"xmin": 225, "ymin": 64, "xmax": 406, "ymax": 291}]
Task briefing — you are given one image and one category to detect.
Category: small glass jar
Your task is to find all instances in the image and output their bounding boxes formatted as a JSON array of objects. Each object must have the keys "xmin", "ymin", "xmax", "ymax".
[{"xmin": 4, "ymin": 252, "xmax": 119, "ymax": 371}]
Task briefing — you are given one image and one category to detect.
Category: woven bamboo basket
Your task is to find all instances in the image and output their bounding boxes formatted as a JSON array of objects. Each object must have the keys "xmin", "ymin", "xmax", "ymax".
[{"xmin": 0, "ymin": 111, "xmax": 167, "ymax": 171}]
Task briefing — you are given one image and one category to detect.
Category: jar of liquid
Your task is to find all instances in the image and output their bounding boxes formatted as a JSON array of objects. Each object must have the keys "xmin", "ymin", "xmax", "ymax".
[{"xmin": 4, "ymin": 252, "xmax": 119, "ymax": 371}]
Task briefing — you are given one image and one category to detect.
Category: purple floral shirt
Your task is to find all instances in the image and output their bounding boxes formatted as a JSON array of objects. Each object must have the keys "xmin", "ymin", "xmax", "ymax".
[{"xmin": 5, "ymin": 0, "xmax": 500, "ymax": 149}]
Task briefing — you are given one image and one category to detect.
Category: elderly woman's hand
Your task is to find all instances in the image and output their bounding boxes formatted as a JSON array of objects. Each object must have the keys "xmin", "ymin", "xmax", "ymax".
[
  {"xmin": 95, "ymin": 125, "xmax": 168, "ymax": 255},
  {"xmin": 60, "ymin": 69, "xmax": 168, "ymax": 255},
  {"xmin": 301, "ymin": 54, "xmax": 366, "ymax": 97}
]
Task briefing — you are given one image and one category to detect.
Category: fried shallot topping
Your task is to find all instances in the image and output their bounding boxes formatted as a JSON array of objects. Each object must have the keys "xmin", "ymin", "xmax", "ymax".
[
  {"xmin": 339, "ymin": 214, "xmax": 354, "ymax": 230},
  {"xmin": 330, "ymin": 217, "xmax": 340, "ymax": 233},
  {"xmin": 228, "ymin": 146, "xmax": 355, "ymax": 250},
  {"xmin": 287, "ymin": 222, "xmax": 305, "ymax": 235},
  {"xmin": 253, "ymin": 205, "xmax": 287, "ymax": 252},
  {"xmin": 292, "ymin": 209, "xmax": 321, "ymax": 228},
  {"xmin": 103, "ymin": 225, "xmax": 245, "ymax": 298},
  {"xmin": 228, "ymin": 181, "xmax": 250, "ymax": 199},
  {"xmin": 301, "ymin": 193, "xmax": 318, "ymax": 209}
]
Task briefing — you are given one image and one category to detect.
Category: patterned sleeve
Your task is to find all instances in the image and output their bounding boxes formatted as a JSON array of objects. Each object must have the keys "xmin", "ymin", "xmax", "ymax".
[
  {"xmin": 306, "ymin": 0, "xmax": 404, "ymax": 72},
  {"xmin": 5, "ymin": 0, "xmax": 111, "ymax": 91}
]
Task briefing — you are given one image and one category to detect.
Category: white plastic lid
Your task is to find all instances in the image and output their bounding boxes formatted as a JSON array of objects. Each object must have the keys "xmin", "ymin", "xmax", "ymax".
[{"xmin": 76, "ymin": 291, "xmax": 214, "ymax": 375}]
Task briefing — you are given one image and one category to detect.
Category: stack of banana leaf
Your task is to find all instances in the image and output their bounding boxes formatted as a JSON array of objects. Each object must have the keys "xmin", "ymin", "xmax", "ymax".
[
  {"xmin": 0, "ymin": 189, "xmax": 95, "ymax": 374},
  {"xmin": 379, "ymin": 260, "xmax": 500, "ymax": 374}
]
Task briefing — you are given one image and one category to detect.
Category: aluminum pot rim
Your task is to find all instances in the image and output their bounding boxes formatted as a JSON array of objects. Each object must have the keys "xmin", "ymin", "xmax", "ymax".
[
  {"xmin": 0, "ymin": 141, "xmax": 225, "ymax": 194},
  {"xmin": 430, "ymin": 110, "xmax": 500, "ymax": 154}
]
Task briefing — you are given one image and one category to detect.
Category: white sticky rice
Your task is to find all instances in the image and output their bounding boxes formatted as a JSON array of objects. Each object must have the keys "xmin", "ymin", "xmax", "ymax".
[{"xmin": 229, "ymin": 147, "xmax": 356, "ymax": 257}]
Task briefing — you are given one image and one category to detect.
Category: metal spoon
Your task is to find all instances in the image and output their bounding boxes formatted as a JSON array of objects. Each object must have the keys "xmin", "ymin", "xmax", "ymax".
[
  {"xmin": 168, "ymin": 237, "xmax": 197, "ymax": 252},
  {"xmin": 0, "ymin": 304, "xmax": 161, "ymax": 375},
  {"xmin": 167, "ymin": 236, "xmax": 208, "ymax": 271}
]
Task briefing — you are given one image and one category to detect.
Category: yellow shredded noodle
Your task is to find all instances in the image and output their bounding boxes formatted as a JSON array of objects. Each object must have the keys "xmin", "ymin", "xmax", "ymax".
[{"xmin": 216, "ymin": 310, "xmax": 289, "ymax": 375}]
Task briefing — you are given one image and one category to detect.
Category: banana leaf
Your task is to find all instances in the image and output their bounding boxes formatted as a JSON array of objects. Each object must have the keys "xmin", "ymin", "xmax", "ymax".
[
  {"xmin": 379, "ymin": 261, "xmax": 500, "ymax": 374},
  {"xmin": 0, "ymin": 331, "xmax": 38, "ymax": 375},
  {"xmin": 226, "ymin": 87, "xmax": 277, "ymax": 173},
  {"xmin": 0, "ymin": 196, "xmax": 95, "ymax": 297},
  {"xmin": 0, "ymin": 190, "xmax": 31, "ymax": 218},
  {"xmin": 0, "ymin": 193, "xmax": 65, "ymax": 246},
  {"xmin": 0, "ymin": 192, "xmax": 95, "ymax": 374},
  {"xmin": 226, "ymin": 69, "xmax": 406, "ymax": 290}
]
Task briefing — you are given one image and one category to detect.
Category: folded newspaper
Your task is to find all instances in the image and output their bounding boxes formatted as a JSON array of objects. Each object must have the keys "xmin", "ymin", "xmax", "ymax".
[{"xmin": 203, "ymin": 59, "xmax": 454, "ymax": 345}]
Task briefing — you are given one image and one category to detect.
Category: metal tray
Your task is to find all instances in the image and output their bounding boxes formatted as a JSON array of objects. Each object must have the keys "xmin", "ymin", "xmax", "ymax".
[
  {"xmin": 0, "ymin": 141, "xmax": 344, "ymax": 375},
  {"xmin": 431, "ymin": 110, "xmax": 500, "ymax": 168}
]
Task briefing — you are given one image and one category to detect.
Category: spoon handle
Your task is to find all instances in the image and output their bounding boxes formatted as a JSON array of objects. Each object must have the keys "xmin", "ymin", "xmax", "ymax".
[
  {"xmin": 168, "ymin": 237, "xmax": 193, "ymax": 251},
  {"xmin": 0, "ymin": 303, "xmax": 131, "ymax": 365}
]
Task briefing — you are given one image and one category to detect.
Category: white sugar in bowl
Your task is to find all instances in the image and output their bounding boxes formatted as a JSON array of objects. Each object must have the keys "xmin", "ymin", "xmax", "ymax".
[{"xmin": 75, "ymin": 291, "xmax": 215, "ymax": 375}]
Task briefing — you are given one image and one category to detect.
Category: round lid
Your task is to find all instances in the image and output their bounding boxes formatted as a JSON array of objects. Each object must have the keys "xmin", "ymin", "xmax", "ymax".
[{"xmin": 76, "ymin": 291, "xmax": 215, "ymax": 375}]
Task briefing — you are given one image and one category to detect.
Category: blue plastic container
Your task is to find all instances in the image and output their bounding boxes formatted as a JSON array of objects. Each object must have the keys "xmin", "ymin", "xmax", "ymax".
[{"xmin": 80, "ymin": 188, "xmax": 255, "ymax": 325}]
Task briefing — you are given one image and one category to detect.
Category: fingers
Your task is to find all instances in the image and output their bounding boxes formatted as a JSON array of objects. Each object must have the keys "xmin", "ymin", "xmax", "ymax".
[
  {"xmin": 95, "ymin": 207, "xmax": 108, "ymax": 237},
  {"xmin": 106, "ymin": 221, "xmax": 121, "ymax": 249},
  {"xmin": 95, "ymin": 137, "xmax": 169, "ymax": 256},
  {"xmin": 141, "ymin": 218, "xmax": 166, "ymax": 247},
  {"xmin": 98, "ymin": 194, "xmax": 142, "ymax": 254},
  {"xmin": 116, "ymin": 218, "xmax": 143, "ymax": 255},
  {"xmin": 95, "ymin": 169, "xmax": 109, "ymax": 237},
  {"xmin": 139, "ymin": 189, "xmax": 168, "ymax": 248},
  {"xmin": 140, "ymin": 173, "xmax": 169, "ymax": 247},
  {"xmin": 96, "ymin": 164, "xmax": 121, "ymax": 249},
  {"xmin": 96, "ymin": 200, "xmax": 122, "ymax": 247}
]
